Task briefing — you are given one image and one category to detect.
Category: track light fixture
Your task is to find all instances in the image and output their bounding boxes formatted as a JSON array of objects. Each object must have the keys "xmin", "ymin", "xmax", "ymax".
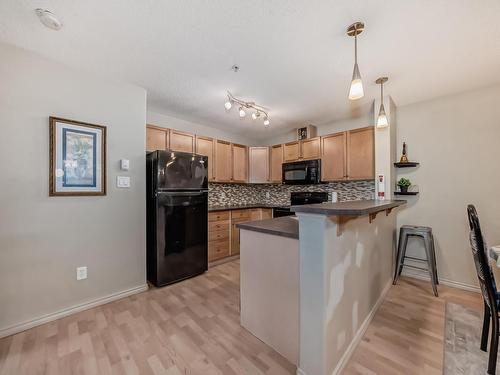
[
  {"xmin": 375, "ymin": 77, "xmax": 389, "ymax": 128},
  {"xmin": 347, "ymin": 22, "xmax": 365, "ymax": 100},
  {"xmin": 224, "ymin": 92, "xmax": 270, "ymax": 126}
]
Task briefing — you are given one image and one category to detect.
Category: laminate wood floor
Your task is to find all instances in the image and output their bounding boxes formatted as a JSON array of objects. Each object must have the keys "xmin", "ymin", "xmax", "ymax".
[
  {"xmin": 0, "ymin": 260, "xmax": 483, "ymax": 375},
  {"xmin": 0, "ymin": 260, "xmax": 295, "ymax": 375},
  {"xmin": 343, "ymin": 277, "xmax": 482, "ymax": 375}
]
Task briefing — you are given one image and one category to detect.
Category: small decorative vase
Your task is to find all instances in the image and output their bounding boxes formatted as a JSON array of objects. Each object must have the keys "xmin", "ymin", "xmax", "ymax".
[{"xmin": 399, "ymin": 186, "xmax": 408, "ymax": 193}]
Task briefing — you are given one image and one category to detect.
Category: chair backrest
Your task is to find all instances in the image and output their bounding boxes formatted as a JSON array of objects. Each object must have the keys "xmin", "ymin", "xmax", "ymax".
[{"xmin": 467, "ymin": 204, "xmax": 498, "ymax": 311}]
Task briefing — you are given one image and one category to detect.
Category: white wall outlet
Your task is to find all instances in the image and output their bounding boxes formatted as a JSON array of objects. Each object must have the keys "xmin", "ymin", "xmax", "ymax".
[
  {"xmin": 76, "ymin": 266, "xmax": 87, "ymax": 281},
  {"xmin": 116, "ymin": 176, "xmax": 130, "ymax": 188},
  {"xmin": 266, "ymin": 192, "xmax": 270, "ymax": 199},
  {"xmin": 120, "ymin": 159, "xmax": 130, "ymax": 171}
]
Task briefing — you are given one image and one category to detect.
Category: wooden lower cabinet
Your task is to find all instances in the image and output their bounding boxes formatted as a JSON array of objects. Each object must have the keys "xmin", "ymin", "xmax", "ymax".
[
  {"xmin": 208, "ymin": 239, "xmax": 230, "ymax": 262},
  {"xmin": 208, "ymin": 211, "xmax": 230, "ymax": 262},
  {"xmin": 230, "ymin": 209, "xmax": 250, "ymax": 256},
  {"xmin": 208, "ymin": 208, "xmax": 273, "ymax": 263}
]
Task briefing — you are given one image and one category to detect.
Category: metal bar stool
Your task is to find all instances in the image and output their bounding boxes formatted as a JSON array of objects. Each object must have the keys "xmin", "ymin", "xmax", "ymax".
[{"xmin": 393, "ymin": 225, "xmax": 439, "ymax": 296}]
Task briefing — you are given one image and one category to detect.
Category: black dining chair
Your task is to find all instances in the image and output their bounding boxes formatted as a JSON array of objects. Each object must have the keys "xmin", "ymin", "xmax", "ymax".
[{"xmin": 467, "ymin": 204, "xmax": 499, "ymax": 375}]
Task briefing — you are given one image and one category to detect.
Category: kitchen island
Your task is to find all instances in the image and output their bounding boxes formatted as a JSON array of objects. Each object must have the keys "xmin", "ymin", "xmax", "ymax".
[{"xmin": 238, "ymin": 199, "xmax": 405, "ymax": 375}]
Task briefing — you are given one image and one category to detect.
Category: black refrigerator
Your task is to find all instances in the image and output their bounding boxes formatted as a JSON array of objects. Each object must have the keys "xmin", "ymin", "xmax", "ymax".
[{"xmin": 146, "ymin": 150, "xmax": 208, "ymax": 287}]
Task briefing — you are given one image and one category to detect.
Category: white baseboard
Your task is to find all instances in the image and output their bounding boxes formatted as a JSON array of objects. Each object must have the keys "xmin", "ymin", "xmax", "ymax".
[
  {"xmin": 295, "ymin": 279, "xmax": 393, "ymax": 375},
  {"xmin": 0, "ymin": 284, "xmax": 148, "ymax": 339},
  {"xmin": 401, "ymin": 268, "xmax": 480, "ymax": 293}
]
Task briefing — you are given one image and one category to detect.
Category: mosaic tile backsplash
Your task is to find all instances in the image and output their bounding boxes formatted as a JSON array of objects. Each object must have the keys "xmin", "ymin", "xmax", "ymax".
[{"xmin": 208, "ymin": 181, "xmax": 375, "ymax": 207}]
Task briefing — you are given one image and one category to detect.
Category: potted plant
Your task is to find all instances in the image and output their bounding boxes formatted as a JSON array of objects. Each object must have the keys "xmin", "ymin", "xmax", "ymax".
[{"xmin": 397, "ymin": 178, "xmax": 411, "ymax": 193}]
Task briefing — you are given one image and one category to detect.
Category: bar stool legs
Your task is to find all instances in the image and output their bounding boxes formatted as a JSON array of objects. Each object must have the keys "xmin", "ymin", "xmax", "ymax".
[{"xmin": 393, "ymin": 225, "xmax": 438, "ymax": 297}]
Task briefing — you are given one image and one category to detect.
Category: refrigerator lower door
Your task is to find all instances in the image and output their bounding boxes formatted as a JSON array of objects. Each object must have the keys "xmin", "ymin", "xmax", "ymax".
[{"xmin": 150, "ymin": 191, "xmax": 208, "ymax": 286}]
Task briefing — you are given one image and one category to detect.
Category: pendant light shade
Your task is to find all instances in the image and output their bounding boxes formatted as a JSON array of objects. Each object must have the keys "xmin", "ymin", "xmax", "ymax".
[
  {"xmin": 347, "ymin": 22, "xmax": 365, "ymax": 101},
  {"xmin": 377, "ymin": 103, "xmax": 388, "ymax": 128},
  {"xmin": 375, "ymin": 77, "xmax": 389, "ymax": 128},
  {"xmin": 349, "ymin": 63, "xmax": 364, "ymax": 100}
]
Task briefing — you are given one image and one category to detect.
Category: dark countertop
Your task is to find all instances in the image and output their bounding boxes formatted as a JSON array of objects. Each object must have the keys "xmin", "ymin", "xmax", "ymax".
[
  {"xmin": 237, "ymin": 217, "xmax": 299, "ymax": 239},
  {"xmin": 291, "ymin": 199, "xmax": 406, "ymax": 216},
  {"xmin": 208, "ymin": 204, "xmax": 286, "ymax": 212}
]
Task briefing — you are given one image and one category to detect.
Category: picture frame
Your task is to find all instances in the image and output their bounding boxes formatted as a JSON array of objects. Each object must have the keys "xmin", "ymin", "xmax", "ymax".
[{"xmin": 49, "ymin": 117, "xmax": 106, "ymax": 196}]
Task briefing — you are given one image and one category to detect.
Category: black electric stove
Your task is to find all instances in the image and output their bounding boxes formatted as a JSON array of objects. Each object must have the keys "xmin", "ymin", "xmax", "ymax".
[{"xmin": 272, "ymin": 192, "xmax": 329, "ymax": 217}]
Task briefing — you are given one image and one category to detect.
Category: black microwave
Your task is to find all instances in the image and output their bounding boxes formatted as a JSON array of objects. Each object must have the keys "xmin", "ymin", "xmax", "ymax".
[{"xmin": 282, "ymin": 159, "xmax": 321, "ymax": 185}]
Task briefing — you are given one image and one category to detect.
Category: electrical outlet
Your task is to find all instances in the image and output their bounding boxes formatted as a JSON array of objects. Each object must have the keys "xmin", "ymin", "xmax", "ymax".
[
  {"xmin": 266, "ymin": 192, "xmax": 270, "ymax": 199},
  {"xmin": 76, "ymin": 266, "xmax": 87, "ymax": 281}
]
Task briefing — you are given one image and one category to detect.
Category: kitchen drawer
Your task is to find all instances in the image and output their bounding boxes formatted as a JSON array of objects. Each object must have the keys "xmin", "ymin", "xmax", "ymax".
[
  {"xmin": 231, "ymin": 210, "xmax": 250, "ymax": 220},
  {"xmin": 208, "ymin": 239, "xmax": 230, "ymax": 262},
  {"xmin": 209, "ymin": 220, "xmax": 229, "ymax": 232},
  {"xmin": 208, "ymin": 229, "xmax": 229, "ymax": 241},
  {"xmin": 209, "ymin": 211, "xmax": 230, "ymax": 222}
]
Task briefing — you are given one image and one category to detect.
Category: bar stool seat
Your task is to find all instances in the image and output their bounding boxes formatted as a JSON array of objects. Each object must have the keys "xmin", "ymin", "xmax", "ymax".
[{"xmin": 393, "ymin": 225, "xmax": 439, "ymax": 296}]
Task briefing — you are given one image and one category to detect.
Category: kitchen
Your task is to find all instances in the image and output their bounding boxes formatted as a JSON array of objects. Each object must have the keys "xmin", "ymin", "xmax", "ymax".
[
  {"xmin": 145, "ymin": 123, "xmax": 376, "ymax": 268},
  {"xmin": 2, "ymin": 2, "xmax": 499, "ymax": 375},
  {"xmin": 145, "ymin": 119, "xmax": 403, "ymax": 375}
]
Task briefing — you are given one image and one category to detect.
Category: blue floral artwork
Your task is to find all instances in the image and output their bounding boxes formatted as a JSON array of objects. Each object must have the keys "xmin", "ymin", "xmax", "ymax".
[
  {"xmin": 62, "ymin": 128, "xmax": 97, "ymax": 187},
  {"xmin": 50, "ymin": 116, "xmax": 106, "ymax": 196}
]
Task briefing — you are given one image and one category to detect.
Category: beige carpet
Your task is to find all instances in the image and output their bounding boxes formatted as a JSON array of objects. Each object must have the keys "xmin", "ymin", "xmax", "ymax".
[{"xmin": 444, "ymin": 302, "xmax": 499, "ymax": 374}]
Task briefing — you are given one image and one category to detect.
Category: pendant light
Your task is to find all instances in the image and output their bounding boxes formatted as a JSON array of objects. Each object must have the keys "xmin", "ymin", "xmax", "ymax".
[
  {"xmin": 347, "ymin": 22, "xmax": 365, "ymax": 100},
  {"xmin": 375, "ymin": 77, "xmax": 389, "ymax": 128}
]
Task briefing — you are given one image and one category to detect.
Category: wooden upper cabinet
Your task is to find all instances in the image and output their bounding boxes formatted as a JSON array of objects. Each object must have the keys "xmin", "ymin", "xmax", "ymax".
[
  {"xmin": 146, "ymin": 125, "xmax": 168, "ymax": 151},
  {"xmin": 283, "ymin": 141, "xmax": 300, "ymax": 162},
  {"xmin": 321, "ymin": 132, "xmax": 346, "ymax": 181},
  {"xmin": 346, "ymin": 126, "xmax": 375, "ymax": 180},
  {"xmin": 232, "ymin": 144, "xmax": 248, "ymax": 183},
  {"xmin": 270, "ymin": 144, "xmax": 283, "ymax": 183},
  {"xmin": 195, "ymin": 136, "xmax": 215, "ymax": 181},
  {"xmin": 300, "ymin": 137, "xmax": 320, "ymax": 160},
  {"xmin": 249, "ymin": 147, "xmax": 269, "ymax": 183},
  {"xmin": 169, "ymin": 130, "xmax": 195, "ymax": 153},
  {"xmin": 215, "ymin": 140, "xmax": 232, "ymax": 182}
]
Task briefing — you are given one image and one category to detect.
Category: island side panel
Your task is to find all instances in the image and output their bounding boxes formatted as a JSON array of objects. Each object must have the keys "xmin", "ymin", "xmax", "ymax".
[
  {"xmin": 239, "ymin": 229, "xmax": 299, "ymax": 365},
  {"xmin": 297, "ymin": 211, "xmax": 397, "ymax": 375}
]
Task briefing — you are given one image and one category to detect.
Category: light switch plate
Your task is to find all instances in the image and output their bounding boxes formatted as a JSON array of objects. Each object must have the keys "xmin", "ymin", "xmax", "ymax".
[
  {"xmin": 120, "ymin": 159, "xmax": 130, "ymax": 171},
  {"xmin": 116, "ymin": 176, "xmax": 130, "ymax": 188},
  {"xmin": 76, "ymin": 266, "xmax": 87, "ymax": 280}
]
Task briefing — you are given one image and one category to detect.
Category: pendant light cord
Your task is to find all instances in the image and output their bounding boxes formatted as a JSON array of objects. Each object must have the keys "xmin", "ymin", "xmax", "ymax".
[{"xmin": 354, "ymin": 31, "xmax": 358, "ymax": 64}]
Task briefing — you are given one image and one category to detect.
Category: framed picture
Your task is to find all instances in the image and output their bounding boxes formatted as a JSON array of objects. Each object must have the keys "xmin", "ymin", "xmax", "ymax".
[{"xmin": 49, "ymin": 117, "xmax": 106, "ymax": 196}]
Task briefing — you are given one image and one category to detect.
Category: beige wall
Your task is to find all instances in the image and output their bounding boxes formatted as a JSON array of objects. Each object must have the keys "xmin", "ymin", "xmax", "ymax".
[
  {"xmin": 0, "ymin": 43, "xmax": 147, "ymax": 335},
  {"xmin": 265, "ymin": 111, "xmax": 373, "ymax": 146},
  {"xmin": 396, "ymin": 84, "xmax": 500, "ymax": 288}
]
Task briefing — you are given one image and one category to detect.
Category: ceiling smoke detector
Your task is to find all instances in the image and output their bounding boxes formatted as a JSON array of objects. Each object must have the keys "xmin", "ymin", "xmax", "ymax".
[{"xmin": 35, "ymin": 9, "xmax": 63, "ymax": 31}]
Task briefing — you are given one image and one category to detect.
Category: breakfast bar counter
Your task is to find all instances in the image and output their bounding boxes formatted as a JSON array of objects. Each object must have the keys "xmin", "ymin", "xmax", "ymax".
[{"xmin": 238, "ymin": 199, "xmax": 406, "ymax": 374}]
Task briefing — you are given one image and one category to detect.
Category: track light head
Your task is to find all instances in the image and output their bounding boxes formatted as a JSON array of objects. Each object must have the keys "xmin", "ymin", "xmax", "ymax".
[
  {"xmin": 263, "ymin": 117, "xmax": 270, "ymax": 126},
  {"xmin": 224, "ymin": 100, "xmax": 232, "ymax": 110},
  {"xmin": 239, "ymin": 107, "xmax": 246, "ymax": 118}
]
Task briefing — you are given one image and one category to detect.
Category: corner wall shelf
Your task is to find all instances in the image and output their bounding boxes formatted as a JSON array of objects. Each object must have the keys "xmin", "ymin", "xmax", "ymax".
[
  {"xmin": 394, "ymin": 162, "xmax": 419, "ymax": 168},
  {"xmin": 394, "ymin": 191, "xmax": 419, "ymax": 196}
]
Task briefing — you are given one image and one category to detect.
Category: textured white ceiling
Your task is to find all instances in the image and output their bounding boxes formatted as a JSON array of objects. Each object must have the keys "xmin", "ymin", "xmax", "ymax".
[{"xmin": 1, "ymin": 0, "xmax": 500, "ymax": 139}]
